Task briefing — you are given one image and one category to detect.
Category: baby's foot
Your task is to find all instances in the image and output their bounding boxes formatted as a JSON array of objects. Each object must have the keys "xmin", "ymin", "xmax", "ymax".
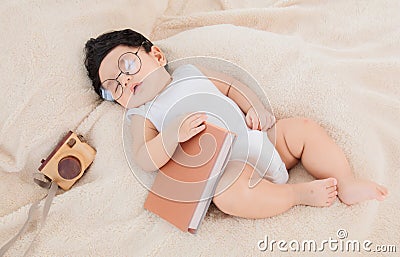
[
  {"xmin": 292, "ymin": 178, "xmax": 338, "ymax": 207},
  {"xmin": 337, "ymin": 178, "xmax": 389, "ymax": 205}
]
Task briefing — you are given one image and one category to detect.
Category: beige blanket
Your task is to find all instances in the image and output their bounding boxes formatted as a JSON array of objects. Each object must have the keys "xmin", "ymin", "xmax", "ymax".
[{"xmin": 1, "ymin": 0, "xmax": 399, "ymax": 256}]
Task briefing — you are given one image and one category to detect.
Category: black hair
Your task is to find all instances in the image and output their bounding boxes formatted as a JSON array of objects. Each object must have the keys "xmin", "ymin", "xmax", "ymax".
[{"xmin": 84, "ymin": 29, "xmax": 153, "ymax": 98}]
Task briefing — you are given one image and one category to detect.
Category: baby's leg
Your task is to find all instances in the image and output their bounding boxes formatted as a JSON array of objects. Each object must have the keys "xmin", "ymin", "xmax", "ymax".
[
  {"xmin": 212, "ymin": 161, "xmax": 337, "ymax": 219},
  {"xmin": 267, "ymin": 117, "xmax": 389, "ymax": 205}
]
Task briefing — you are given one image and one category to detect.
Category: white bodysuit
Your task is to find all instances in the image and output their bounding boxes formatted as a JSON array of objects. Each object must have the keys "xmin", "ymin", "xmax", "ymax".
[{"xmin": 126, "ymin": 64, "xmax": 289, "ymax": 184}]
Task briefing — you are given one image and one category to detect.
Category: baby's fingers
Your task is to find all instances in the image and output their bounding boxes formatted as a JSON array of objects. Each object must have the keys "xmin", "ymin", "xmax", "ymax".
[
  {"xmin": 190, "ymin": 124, "xmax": 206, "ymax": 136},
  {"xmin": 260, "ymin": 116, "xmax": 272, "ymax": 131},
  {"xmin": 252, "ymin": 116, "xmax": 259, "ymax": 130},
  {"xmin": 268, "ymin": 114, "xmax": 276, "ymax": 128},
  {"xmin": 259, "ymin": 114, "xmax": 268, "ymax": 131},
  {"xmin": 190, "ymin": 113, "xmax": 208, "ymax": 128},
  {"xmin": 246, "ymin": 115, "xmax": 258, "ymax": 130},
  {"xmin": 270, "ymin": 115, "xmax": 276, "ymax": 125}
]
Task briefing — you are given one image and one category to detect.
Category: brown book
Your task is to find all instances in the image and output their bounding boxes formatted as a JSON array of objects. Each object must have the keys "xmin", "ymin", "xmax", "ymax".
[{"xmin": 144, "ymin": 121, "xmax": 236, "ymax": 234}]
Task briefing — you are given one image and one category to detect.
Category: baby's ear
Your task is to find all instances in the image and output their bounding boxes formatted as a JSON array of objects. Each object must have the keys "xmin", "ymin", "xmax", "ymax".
[{"xmin": 150, "ymin": 45, "xmax": 167, "ymax": 66}]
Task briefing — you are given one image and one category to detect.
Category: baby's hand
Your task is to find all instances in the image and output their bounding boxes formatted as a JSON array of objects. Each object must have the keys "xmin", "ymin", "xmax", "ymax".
[
  {"xmin": 177, "ymin": 113, "xmax": 208, "ymax": 142},
  {"xmin": 245, "ymin": 107, "xmax": 276, "ymax": 131}
]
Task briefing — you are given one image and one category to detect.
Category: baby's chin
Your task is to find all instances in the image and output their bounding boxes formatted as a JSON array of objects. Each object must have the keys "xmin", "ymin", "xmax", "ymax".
[
  {"xmin": 124, "ymin": 93, "xmax": 149, "ymax": 109},
  {"xmin": 125, "ymin": 98, "xmax": 140, "ymax": 109}
]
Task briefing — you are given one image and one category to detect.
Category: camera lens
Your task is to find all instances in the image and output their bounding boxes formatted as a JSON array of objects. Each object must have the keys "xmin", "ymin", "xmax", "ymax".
[{"xmin": 58, "ymin": 156, "xmax": 82, "ymax": 180}]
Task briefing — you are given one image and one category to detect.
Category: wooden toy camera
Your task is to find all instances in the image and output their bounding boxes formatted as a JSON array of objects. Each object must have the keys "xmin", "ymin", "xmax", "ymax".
[{"xmin": 38, "ymin": 131, "xmax": 96, "ymax": 190}]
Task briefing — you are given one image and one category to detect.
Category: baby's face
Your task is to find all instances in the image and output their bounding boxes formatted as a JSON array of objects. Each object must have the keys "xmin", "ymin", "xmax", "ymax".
[{"xmin": 98, "ymin": 44, "xmax": 170, "ymax": 108}]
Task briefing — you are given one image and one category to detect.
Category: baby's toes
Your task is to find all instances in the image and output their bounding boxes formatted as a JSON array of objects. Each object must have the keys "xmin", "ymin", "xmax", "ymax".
[
  {"xmin": 377, "ymin": 185, "xmax": 389, "ymax": 196},
  {"xmin": 328, "ymin": 190, "xmax": 338, "ymax": 198},
  {"xmin": 326, "ymin": 178, "xmax": 338, "ymax": 187},
  {"xmin": 328, "ymin": 191, "xmax": 338, "ymax": 204},
  {"xmin": 327, "ymin": 185, "xmax": 337, "ymax": 194},
  {"xmin": 375, "ymin": 190, "xmax": 386, "ymax": 201},
  {"xmin": 326, "ymin": 196, "xmax": 336, "ymax": 206}
]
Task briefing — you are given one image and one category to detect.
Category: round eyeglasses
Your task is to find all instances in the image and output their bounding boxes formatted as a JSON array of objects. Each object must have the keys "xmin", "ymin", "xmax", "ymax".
[{"xmin": 100, "ymin": 43, "xmax": 144, "ymax": 101}]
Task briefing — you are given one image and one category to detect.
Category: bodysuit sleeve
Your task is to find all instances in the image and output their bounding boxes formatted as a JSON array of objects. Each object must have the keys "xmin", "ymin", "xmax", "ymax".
[{"xmin": 125, "ymin": 105, "xmax": 147, "ymax": 122}]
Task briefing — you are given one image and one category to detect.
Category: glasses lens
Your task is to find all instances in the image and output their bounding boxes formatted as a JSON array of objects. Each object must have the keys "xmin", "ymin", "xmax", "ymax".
[
  {"xmin": 115, "ymin": 84, "xmax": 123, "ymax": 100},
  {"xmin": 101, "ymin": 80, "xmax": 123, "ymax": 100},
  {"xmin": 119, "ymin": 53, "xmax": 141, "ymax": 74}
]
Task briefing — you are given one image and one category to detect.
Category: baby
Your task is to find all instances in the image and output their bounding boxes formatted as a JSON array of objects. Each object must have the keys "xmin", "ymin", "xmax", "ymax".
[{"xmin": 84, "ymin": 29, "xmax": 388, "ymax": 219}]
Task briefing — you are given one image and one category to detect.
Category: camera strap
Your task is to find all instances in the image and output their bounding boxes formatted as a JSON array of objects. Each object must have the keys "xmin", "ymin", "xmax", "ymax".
[
  {"xmin": 0, "ymin": 176, "xmax": 58, "ymax": 257},
  {"xmin": 0, "ymin": 101, "xmax": 108, "ymax": 257}
]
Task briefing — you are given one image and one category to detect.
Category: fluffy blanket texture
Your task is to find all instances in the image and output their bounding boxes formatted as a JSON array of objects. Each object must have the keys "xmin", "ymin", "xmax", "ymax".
[{"xmin": 1, "ymin": 0, "xmax": 399, "ymax": 256}]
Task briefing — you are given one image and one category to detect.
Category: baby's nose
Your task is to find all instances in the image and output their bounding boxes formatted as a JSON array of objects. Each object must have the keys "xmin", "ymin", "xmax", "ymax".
[{"xmin": 122, "ymin": 76, "xmax": 131, "ymax": 87}]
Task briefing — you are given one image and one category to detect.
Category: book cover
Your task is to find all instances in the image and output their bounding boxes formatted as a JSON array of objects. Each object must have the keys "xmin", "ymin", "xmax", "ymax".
[{"xmin": 144, "ymin": 121, "xmax": 236, "ymax": 233}]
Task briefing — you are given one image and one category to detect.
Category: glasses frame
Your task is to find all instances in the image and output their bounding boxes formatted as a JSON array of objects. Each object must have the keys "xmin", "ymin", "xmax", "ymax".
[{"xmin": 100, "ymin": 41, "xmax": 145, "ymax": 101}]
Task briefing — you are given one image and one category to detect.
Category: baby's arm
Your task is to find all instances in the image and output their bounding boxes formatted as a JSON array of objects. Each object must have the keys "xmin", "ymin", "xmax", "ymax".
[
  {"xmin": 130, "ymin": 112, "xmax": 207, "ymax": 171},
  {"xmin": 196, "ymin": 66, "xmax": 266, "ymax": 114},
  {"xmin": 130, "ymin": 115, "xmax": 179, "ymax": 172}
]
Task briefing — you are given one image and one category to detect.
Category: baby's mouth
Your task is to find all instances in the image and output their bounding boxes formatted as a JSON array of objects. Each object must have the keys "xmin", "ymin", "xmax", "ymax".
[{"xmin": 130, "ymin": 82, "xmax": 142, "ymax": 95}]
